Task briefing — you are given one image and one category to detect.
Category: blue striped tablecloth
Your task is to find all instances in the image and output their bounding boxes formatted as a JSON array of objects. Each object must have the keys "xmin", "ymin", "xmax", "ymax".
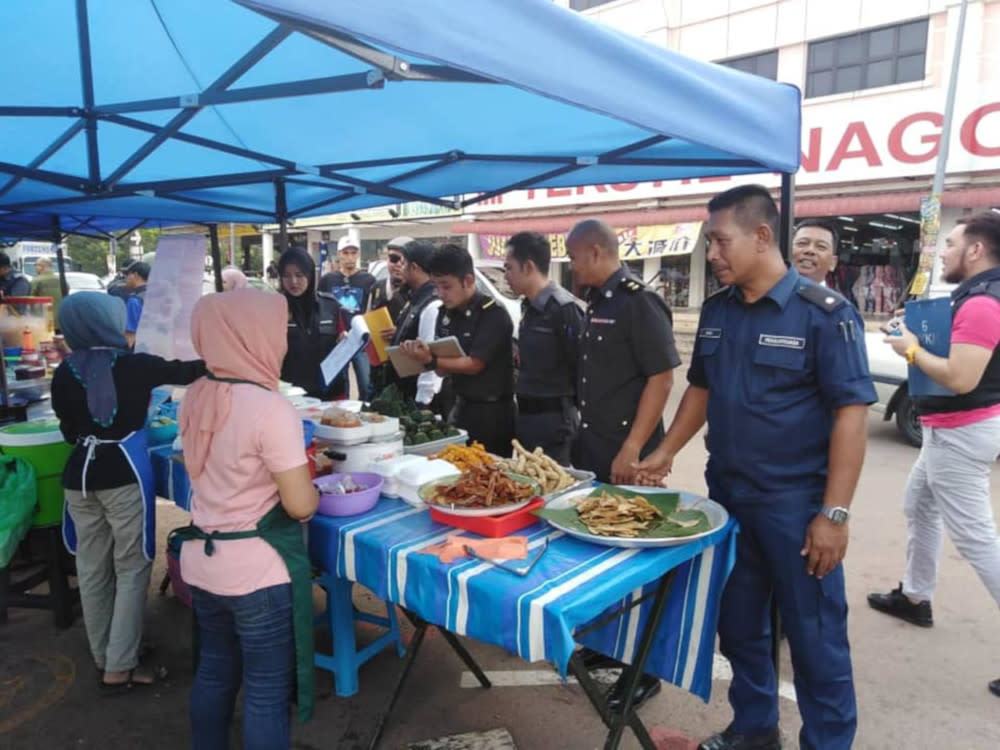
[{"xmin": 308, "ymin": 497, "xmax": 737, "ymax": 702}]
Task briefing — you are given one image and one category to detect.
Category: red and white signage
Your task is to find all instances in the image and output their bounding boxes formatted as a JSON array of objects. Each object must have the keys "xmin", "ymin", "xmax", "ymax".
[{"xmin": 466, "ymin": 89, "xmax": 1000, "ymax": 213}]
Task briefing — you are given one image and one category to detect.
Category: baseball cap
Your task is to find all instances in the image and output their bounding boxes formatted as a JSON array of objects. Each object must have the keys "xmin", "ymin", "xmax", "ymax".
[
  {"xmin": 127, "ymin": 261, "xmax": 151, "ymax": 280},
  {"xmin": 337, "ymin": 236, "xmax": 359, "ymax": 252},
  {"xmin": 386, "ymin": 236, "xmax": 414, "ymax": 251}
]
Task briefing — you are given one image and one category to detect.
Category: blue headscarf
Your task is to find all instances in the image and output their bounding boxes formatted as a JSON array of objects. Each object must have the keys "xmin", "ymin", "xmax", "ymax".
[{"xmin": 58, "ymin": 292, "xmax": 129, "ymax": 427}]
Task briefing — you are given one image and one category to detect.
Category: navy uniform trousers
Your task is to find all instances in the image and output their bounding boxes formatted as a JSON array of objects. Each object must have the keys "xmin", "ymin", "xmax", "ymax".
[{"xmin": 715, "ymin": 492, "xmax": 856, "ymax": 750}]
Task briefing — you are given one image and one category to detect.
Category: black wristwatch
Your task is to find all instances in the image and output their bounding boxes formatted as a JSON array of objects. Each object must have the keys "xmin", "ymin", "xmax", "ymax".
[{"xmin": 424, "ymin": 354, "xmax": 438, "ymax": 372}]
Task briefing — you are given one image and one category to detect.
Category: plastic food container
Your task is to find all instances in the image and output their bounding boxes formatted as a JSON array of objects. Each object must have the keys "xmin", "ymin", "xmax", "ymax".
[
  {"xmin": 359, "ymin": 412, "xmax": 400, "ymax": 439},
  {"xmin": 313, "ymin": 421, "xmax": 374, "ymax": 444},
  {"xmin": 404, "ymin": 429, "xmax": 469, "ymax": 457},
  {"xmin": 395, "ymin": 459, "xmax": 460, "ymax": 507},
  {"xmin": 313, "ymin": 472, "xmax": 383, "ymax": 517}
]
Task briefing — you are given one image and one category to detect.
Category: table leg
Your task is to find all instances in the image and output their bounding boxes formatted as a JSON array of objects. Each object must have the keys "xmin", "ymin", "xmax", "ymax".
[
  {"xmin": 400, "ymin": 609, "xmax": 491, "ymax": 688},
  {"xmin": 367, "ymin": 619, "xmax": 429, "ymax": 750},
  {"xmin": 602, "ymin": 570, "xmax": 676, "ymax": 750}
]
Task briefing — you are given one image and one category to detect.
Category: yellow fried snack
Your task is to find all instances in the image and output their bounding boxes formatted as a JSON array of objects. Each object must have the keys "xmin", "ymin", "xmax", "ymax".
[
  {"xmin": 497, "ymin": 439, "xmax": 576, "ymax": 494},
  {"xmin": 576, "ymin": 492, "xmax": 662, "ymax": 537},
  {"xmin": 430, "ymin": 441, "xmax": 495, "ymax": 472}
]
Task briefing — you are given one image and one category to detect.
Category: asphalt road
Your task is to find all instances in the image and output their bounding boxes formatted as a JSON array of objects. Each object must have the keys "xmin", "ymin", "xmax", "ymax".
[{"xmin": 2, "ymin": 387, "xmax": 998, "ymax": 750}]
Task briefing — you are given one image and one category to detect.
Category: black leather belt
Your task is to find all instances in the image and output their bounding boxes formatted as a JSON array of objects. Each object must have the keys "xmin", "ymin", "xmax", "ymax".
[
  {"xmin": 516, "ymin": 395, "xmax": 567, "ymax": 415},
  {"xmin": 454, "ymin": 394, "xmax": 513, "ymax": 406}
]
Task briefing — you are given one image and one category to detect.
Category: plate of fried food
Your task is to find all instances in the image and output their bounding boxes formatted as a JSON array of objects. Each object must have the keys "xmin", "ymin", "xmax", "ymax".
[
  {"xmin": 495, "ymin": 439, "xmax": 595, "ymax": 501},
  {"xmin": 534, "ymin": 484, "xmax": 728, "ymax": 548},
  {"xmin": 419, "ymin": 464, "xmax": 541, "ymax": 517}
]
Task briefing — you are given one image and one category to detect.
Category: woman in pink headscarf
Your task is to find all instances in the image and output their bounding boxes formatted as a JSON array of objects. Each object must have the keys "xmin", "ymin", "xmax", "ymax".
[
  {"xmin": 173, "ymin": 289, "xmax": 317, "ymax": 750},
  {"xmin": 221, "ymin": 266, "xmax": 248, "ymax": 292}
]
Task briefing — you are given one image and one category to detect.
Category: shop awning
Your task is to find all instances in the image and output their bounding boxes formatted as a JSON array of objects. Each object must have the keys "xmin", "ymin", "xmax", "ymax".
[
  {"xmin": 450, "ymin": 185, "xmax": 1000, "ymax": 235},
  {"xmin": 0, "ymin": 0, "xmax": 800, "ymax": 232}
]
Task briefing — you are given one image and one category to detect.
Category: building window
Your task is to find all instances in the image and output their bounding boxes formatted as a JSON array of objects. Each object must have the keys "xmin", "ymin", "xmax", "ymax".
[
  {"xmin": 806, "ymin": 19, "xmax": 928, "ymax": 98},
  {"xmin": 569, "ymin": 0, "xmax": 616, "ymax": 10},
  {"xmin": 720, "ymin": 50, "xmax": 779, "ymax": 80}
]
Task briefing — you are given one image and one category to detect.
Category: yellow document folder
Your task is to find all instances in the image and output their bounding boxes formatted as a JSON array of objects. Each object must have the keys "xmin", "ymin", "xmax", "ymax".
[{"xmin": 362, "ymin": 307, "xmax": 395, "ymax": 364}]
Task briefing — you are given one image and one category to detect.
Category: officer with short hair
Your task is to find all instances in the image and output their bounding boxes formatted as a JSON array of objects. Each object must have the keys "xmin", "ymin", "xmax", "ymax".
[
  {"xmin": 637, "ymin": 185, "xmax": 876, "ymax": 750},
  {"xmin": 401, "ymin": 244, "xmax": 515, "ymax": 456},
  {"xmin": 504, "ymin": 231, "xmax": 584, "ymax": 466},
  {"xmin": 567, "ymin": 219, "xmax": 680, "ymax": 485}
]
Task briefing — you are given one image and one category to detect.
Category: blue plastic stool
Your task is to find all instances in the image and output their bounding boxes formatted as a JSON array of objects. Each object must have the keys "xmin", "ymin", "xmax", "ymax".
[{"xmin": 314, "ymin": 572, "xmax": 405, "ymax": 697}]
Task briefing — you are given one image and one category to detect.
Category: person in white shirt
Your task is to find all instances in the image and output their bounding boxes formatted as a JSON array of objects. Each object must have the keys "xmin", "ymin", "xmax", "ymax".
[{"xmin": 792, "ymin": 219, "xmax": 839, "ymax": 286}]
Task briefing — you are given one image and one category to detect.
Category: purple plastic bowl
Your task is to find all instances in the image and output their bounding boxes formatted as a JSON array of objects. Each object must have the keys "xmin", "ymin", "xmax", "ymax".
[{"xmin": 313, "ymin": 472, "xmax": 383, "ymax": 517}]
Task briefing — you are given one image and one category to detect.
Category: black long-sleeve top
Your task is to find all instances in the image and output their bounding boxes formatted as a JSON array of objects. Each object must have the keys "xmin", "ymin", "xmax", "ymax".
[{"xmin": 51, "ymin": 353, "xmax": 205, "ymax": 490}]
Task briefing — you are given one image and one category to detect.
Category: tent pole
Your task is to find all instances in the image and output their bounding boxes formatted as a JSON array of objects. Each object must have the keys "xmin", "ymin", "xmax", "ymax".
[
  {"xmin": 779, "ymin": 172, "xmax": 795, "ymax": 262},
  {"xmin": 275, "ymin": 178, "xmax": 289, "ymax": 253},
  {"xmin": 52, "ymin": 216, "xmax": 70, "ymax": 298},
  {"xmin": 208, "ymin": 224, "xmax": 224, "ymax": 293}
]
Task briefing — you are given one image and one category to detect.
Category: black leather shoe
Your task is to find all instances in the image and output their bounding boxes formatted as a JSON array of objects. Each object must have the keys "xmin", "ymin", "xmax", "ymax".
[
  {"xmin": 989, "ymin": 678, "xmax": 1000, "ymax": 697},
  {"xmin": 699, "ymin": 726, "xmax": 781, "ymax": 750},
  {"xmin": 867, "ymin": 583, "xmax": 933, "ymax": 627},
  {"xmin": 605, "ymin": 673, "xmax": 661, "ymax": 713}
]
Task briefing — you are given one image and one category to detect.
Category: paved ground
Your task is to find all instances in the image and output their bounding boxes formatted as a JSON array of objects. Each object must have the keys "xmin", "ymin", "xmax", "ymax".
[{"xmin": 2, "ymin": 379, "xmax": 999, "ymax": 750}]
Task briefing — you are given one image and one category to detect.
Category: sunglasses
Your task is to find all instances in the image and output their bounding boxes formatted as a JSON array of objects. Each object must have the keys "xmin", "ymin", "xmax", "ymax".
[{"xmin": 388, "ymin": 253, "xmax": 403, "ymax": 263}]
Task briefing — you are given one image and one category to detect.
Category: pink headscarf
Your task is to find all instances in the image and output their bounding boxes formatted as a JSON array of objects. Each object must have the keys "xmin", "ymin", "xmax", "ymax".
[
  {"xmin": 179, "ymin": 289, "xmax": 288, "ymax": 479},
  {"xmin": 221, "ymin": 267, "xmax": 249, "ymax": 291}
]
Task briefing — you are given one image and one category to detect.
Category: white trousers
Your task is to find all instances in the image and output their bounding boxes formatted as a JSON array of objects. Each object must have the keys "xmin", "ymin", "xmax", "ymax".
[{"xmin": 902, "ymin": 415, "xmax": 1000, "ymax": 605}]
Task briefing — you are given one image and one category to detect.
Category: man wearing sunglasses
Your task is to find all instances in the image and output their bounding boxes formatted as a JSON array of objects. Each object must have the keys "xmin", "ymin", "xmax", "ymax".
[{"xmin": 369, "ymin": 236, "xmax": 414, "ymax": 323}]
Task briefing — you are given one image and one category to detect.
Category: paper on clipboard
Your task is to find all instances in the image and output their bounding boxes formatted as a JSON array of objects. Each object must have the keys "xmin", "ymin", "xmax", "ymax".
[
  {"xmin": 387, "ymin": 336, "xmax": 466, "ymax": 378},
  {"xmin": 320, "ymin": 315, "xmax": 370, "ymax": 386}
]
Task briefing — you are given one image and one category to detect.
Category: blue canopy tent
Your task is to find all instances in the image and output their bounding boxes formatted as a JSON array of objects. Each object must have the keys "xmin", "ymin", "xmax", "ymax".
[{"xmin": 0, "ymin": 0, "xmax": 800, "ymax": 245}]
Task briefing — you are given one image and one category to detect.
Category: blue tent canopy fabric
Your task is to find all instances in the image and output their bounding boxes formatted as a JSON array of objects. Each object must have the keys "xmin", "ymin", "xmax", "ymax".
[{"xmin": 0, "ymin": 0, "xmax": 801, "ymax": 233}]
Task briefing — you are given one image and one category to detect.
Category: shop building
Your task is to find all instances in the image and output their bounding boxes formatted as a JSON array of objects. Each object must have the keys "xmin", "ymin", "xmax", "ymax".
[{"xmin": 448, "ymin": 0, "xmax": 1000, "ymax": 313}]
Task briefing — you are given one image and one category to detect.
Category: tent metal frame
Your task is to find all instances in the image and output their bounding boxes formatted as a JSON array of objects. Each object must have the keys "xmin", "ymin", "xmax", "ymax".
[{"xmin": 0, "ymin": 0, "xmax": 794, "ymax": 246}]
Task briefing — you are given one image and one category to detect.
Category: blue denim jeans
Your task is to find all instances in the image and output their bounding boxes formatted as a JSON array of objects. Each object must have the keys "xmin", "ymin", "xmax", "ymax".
[
  {"xmin": 190, "ymin": 583, "xmax": 295, "ymax": 750},
  {"xmin": 351, "ymin": 346, "xmax": 372, "ymax": 401}
]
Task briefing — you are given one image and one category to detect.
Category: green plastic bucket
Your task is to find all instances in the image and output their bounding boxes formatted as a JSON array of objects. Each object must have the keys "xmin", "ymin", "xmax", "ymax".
[{"xmin": 0, "ymin": 419, "xmax": 73, "ymax": 527}]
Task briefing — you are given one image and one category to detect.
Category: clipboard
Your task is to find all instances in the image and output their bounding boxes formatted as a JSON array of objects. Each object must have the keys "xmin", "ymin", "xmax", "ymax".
[{"xmin": 387, "ymin": 336, "xmax": 466, "ymax": 378}]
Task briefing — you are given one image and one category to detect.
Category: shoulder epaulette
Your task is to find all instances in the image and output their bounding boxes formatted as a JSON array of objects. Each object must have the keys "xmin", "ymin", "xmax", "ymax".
[
  {"xmin": 797, "ymin": 283, "xmax": 846, "ymax": 312},
  {"xmin": 550, "ymin": 284, "xmax": 577, "ymax": 307},
  {"xmin": 620, "ymin": 278, "xmax": 643, "ymax": 293},
  {"xmin": 481, "ymin": 298, "xmax": 496, "ymax": 309}
]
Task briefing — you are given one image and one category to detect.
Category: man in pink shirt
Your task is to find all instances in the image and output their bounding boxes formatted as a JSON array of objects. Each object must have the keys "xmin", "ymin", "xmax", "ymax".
[{"xmin": 867, "ymin": 213, "xmax": 1000, "ymax": 699}]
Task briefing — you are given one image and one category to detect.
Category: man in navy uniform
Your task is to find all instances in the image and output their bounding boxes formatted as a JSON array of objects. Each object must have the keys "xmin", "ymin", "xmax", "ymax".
[
  {"xmin": 401, "ymin": 244, "xmax": 515, "ymax": 456},
  {"xmin": 637, "ymin": 185, "xmax": 876, "ymax": 750},
  {"xmin": 504, "ymin": 231, "xmax": 584, "ymax": 466}
]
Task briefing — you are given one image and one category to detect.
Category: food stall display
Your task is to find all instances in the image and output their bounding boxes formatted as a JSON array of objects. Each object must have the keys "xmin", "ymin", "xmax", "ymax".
[{"xmin": 1, "ymin": 297, "xmax": 58, "ymax": 416}]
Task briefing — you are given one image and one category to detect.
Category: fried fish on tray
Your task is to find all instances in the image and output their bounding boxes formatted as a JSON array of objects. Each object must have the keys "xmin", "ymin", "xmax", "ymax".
[
  {"xmin": 430, "ymin": 464, "xmax": 536, "ymax": 508},
  {"xmin": 576, "ymin": 492, "xmax": 663, "ymax": 537}
]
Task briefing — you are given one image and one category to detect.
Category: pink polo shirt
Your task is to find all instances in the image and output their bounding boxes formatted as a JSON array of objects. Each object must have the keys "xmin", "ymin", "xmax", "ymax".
[
  {"xmin": 180, "ymin": 385, "xmax": 307, "ymax": 596},
  {"xmin": 921, "ymin": 295, "xmax": 1000, "ymax": 429}
]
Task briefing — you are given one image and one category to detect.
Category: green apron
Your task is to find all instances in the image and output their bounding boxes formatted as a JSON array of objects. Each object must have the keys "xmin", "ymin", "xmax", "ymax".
[{"xmin": 169, "ymin": 502, "xmax": 315, "ymax": 722}]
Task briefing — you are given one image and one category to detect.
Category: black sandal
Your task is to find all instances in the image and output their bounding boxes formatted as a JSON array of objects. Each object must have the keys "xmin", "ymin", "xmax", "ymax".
[{"xmin": 99, "ymin": 665, "xmax": 168, "ymax": 696}]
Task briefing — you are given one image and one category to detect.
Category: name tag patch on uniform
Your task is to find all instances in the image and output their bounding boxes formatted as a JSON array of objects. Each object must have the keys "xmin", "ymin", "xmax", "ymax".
[
  {"xmin": 698, "ymin": 328, "xmax": 721, "ymax": 339},
  {"xmin": 759, "ymin": 334, "xmax": 806, "ymax": 349},
  {"xmin": 589, "ymin": 317, "xmax": 616, "ymax": 325}
]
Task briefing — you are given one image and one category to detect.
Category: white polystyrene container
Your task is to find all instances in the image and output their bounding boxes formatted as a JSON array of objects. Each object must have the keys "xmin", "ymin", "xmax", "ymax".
[
  {"xmin": 395, "ymin": 459, "xmax": 460, "ymax": 507},
  {"xmin": 368, "ymin": 454, "xmax": 425, "ymax": 498}
]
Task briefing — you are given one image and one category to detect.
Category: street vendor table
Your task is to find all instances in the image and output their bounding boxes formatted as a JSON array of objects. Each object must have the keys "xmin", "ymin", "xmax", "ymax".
[{"xmin": 309, "ymin": 497, "xmax": 737, "ymax": 750}]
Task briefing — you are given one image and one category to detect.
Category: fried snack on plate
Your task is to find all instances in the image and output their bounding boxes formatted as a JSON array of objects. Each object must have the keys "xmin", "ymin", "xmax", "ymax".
[
  {"xmin": 430, "ymin": 464, "xmax": 535, "ymax": 508},
  {"xmin": 576, "ymin": 492, "xmax": 662, "ymax": 537},
  {"xmin": 430, "ymin": 441, "xmax": 495, "ymax": 471},
  {"xmin": 496, "ymin": 439, "xmax": 576, "ymax": 494}
]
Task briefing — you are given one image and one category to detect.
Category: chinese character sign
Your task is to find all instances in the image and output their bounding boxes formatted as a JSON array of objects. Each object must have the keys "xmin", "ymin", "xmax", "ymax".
[{"xmin": 478, "ymin": 222, "xmax": 701, "ymax": 263}]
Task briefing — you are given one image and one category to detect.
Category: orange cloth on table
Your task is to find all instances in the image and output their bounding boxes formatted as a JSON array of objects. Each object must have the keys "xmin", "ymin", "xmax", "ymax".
[{"xmin": 421, "ymin": 535, "xmax": 529, "ymax": 564}]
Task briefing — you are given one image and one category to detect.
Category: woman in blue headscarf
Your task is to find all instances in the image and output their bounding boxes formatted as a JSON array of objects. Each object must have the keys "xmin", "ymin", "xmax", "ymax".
[{"xmin": 51, "ymin": 292, "xmax": 205, "ymax": 693}]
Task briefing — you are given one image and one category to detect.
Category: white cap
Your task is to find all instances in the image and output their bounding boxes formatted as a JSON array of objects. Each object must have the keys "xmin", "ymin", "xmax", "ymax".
[{"xmin": 337, "ymin": 236, "xmax": 359, "ymax": 252}]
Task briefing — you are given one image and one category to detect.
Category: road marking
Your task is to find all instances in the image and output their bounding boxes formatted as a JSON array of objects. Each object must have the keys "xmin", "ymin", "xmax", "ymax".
[
  {"xmin": 459, "ymin": 656, "xmax": 799, "ymax": 703},
  {"xmin": 405, "ymin": 727, "xmax": 517, "ymax": 750}
]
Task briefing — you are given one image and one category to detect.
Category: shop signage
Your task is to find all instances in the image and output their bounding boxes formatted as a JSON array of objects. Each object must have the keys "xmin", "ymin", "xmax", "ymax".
[
  {"xmin": 479, "ymin": 221, "xmax": 702, "ymax": 262},
  {"xmin": 466, "ymin": 90, "xmax": 1000, "ymax": 213}
]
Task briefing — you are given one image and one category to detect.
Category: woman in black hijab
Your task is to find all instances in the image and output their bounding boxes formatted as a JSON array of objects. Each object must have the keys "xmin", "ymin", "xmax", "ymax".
[{"xmin": 277, "ymin": 248, "xmax": 348, "ymax": 400}]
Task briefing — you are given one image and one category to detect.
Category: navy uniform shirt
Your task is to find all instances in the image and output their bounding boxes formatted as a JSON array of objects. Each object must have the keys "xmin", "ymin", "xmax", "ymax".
[
  {"xmin": 688, "ymin": 268, "xmax": 877, "ymax": 503},
  {"xmin": 517, "ymin": 282, "xmax": 585, "ymax": 399},
  {"xmin": 436, "ymin": 292, "xmax": 515, "ymax": 400},
  {"xmin": 578, "ymin": 268, "xmax": 681, "ymax": 440}
]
